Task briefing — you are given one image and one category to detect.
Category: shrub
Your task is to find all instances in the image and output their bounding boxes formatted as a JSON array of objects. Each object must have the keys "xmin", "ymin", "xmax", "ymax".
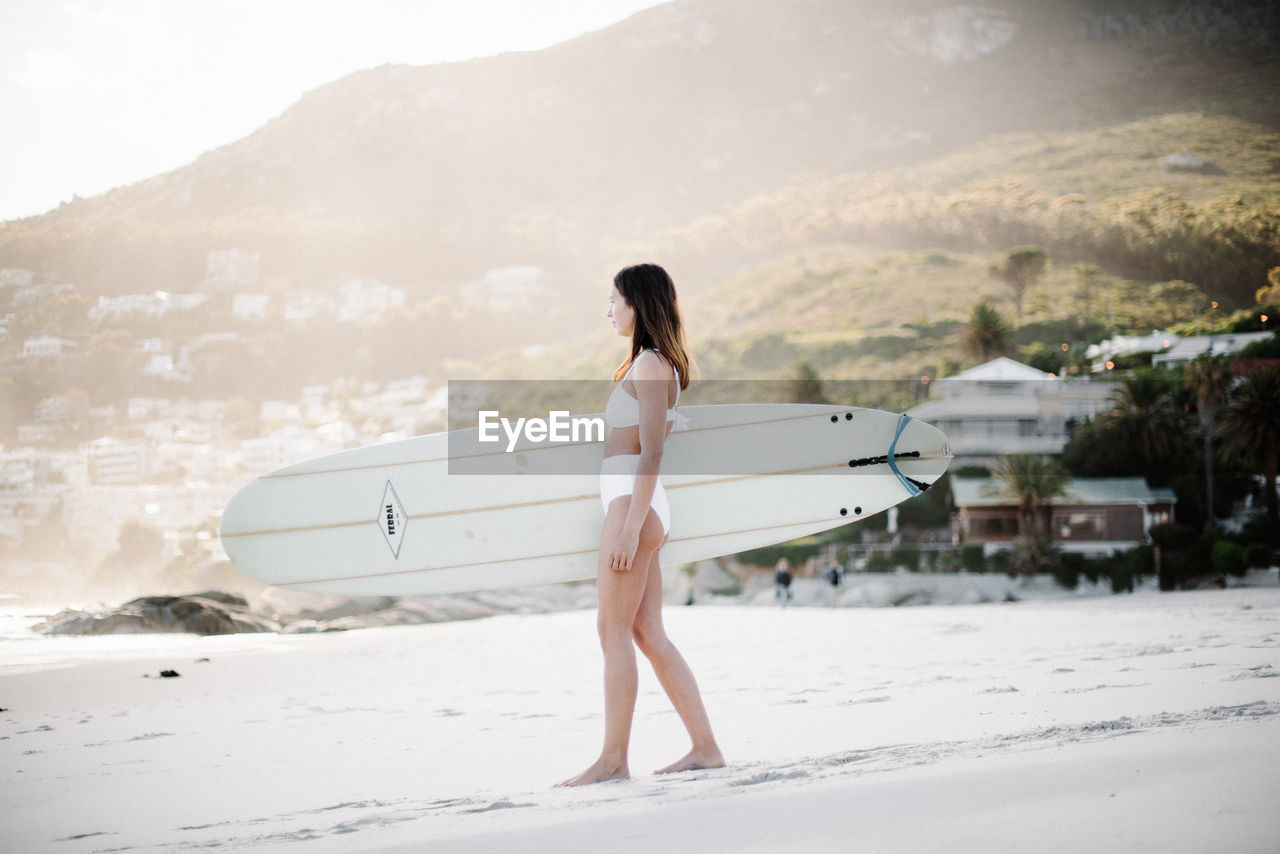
[
  {"xmin": 1009, "ymin": 535, "xmax": 1060, "ymax": 576},
  {"xmin": 1054, "ymin": 552, "xmax": 1085, "ymax": 590},
  {"xmin": 1148, "ymin": 521, "xmax": 1197, "ymax": 550},
  {"xmin": 897, "ymin": 489, "xmax": 950, "ymax": 528},
  {"xmin": 1244, "ymin": 542, "xmax": 1274, "ymax": 569},
  {"xmin": 891, "ymin": 544, "xmax": 921, "ymax": 571},
  {"xmin": 1211, "ymin": 540, "xmax": 1248, "ymax": 577},
  {"xmin": 1111, "ymin": 545, "xmax": 1155, "ymax": 593},
  {"xmin": 866, "ymin": 551, "xmax": 893, "ymax": 572},
  {"xmin": 991, "ymin": 550, "xmax": 1012, "ymax": 576},
  {"xmin": 960, "ymin": 544, "xmax": 986, "ymax": 572}
]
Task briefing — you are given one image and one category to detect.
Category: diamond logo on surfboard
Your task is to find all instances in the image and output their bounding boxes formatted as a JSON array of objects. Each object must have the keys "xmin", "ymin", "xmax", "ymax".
[{"xmin": 378, "ymin": 481, "xmax": 407, "ymax": 558}]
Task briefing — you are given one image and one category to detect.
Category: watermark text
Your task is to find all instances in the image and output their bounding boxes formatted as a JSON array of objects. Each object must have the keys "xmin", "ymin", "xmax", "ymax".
[{"xmin": 477, "ymin": 410, "xmax": 605, "ymax": 452}]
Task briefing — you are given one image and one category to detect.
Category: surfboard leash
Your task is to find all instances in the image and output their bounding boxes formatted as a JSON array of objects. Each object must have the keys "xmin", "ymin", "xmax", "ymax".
[{"xmin": 887, "ymin": 414, "xmax": 926, "ymax": 497}]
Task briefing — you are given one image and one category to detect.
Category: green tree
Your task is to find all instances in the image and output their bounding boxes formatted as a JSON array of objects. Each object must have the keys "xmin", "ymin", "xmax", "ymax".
[
  {"xmin": 1215, "ymin": 365, "xmax": 1280, "ymax": 544},
  {"xmin": 988, "ymin": 454, "xmax": 1069, "ymax": 540},
  {"xmin": 1108, "ymin": 369, "xmax": 1185, "ymax": 469},
  {"xmin": 1148, "ymin": 280, "xmax": 1208, "ymax": 329},
  {"xmin": 1256, "ymin": 266, "xmax": 1280, "ymax": 304},
  {"xmin": 989, "ymin": 247, "xmax": 1048, "ymax": 321},
  {"xmin": 1183, "ymin": 355, "xmax": 1233, "ymax": 521},
  {"xmin": 790, "ymin": 360, "xmax": 827, "ymax": 403},
  {"xmin": 1072, "ymin": 263, "xmax": 1105, "ymax": 328},
  {"xmin": 964, "ymin": 299, "xmax": 1013, "ymax": 363}
]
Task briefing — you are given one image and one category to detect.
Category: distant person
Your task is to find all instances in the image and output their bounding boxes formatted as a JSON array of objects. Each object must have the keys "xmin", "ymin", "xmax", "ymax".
[
  {"xmin": 824, "ymin": 557, "xmax": 844, "ymax": 606},
  {"xmin": 561, "ymin": 263, "xmax": 724, "ymax": 787},
  {"xmin": 774, "ymin": 558, "xmax": 793, "ymax": 606}
]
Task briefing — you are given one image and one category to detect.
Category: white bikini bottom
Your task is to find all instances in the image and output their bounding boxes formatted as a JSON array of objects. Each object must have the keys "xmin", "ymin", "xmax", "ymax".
[{"xmin": 599, "ymin": 454, "xmax": 671, "ymax": 535}]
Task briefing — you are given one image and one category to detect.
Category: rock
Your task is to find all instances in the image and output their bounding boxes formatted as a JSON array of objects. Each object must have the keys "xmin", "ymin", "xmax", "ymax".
[
  {"xmin": 296, "ymin": 596, "xmax": 398, "ymax": 622},
  {"xmin": 186, "ymin": 590, "xmax": 250, "ymax": 607},
  {"xmin": 159, "ymin": 670, "xmax": 180, "ymax": 678},
  {"xmin": 35, "ymin": 593, "xmax": 281, "ymax": 637},
  {"xmin": 33, "ymin": 584, "xmax": 598, "ymax": 636}
]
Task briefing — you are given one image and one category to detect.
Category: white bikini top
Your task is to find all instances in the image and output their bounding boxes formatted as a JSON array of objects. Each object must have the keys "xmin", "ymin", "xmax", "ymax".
[{"xmin": 605, "ymin": 350, "xmax": 689, "ymax": 431}]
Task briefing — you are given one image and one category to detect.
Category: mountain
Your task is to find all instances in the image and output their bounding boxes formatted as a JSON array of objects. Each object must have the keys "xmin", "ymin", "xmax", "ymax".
[{"xmin": 1, "ymin": 0, "xmax": 1277, "ymax": 324}]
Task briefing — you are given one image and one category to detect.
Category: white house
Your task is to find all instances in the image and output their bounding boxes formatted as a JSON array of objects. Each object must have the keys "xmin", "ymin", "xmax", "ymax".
[
  {"xmin": 1086, "ymin": 331, "xmax": 1178, "ymax": 371},
  {"xmin": 22, "ymin": 335, "xmax": 77, "ymax": 358},
  {"xmin": 0, "ymin": 450, "xmax": 36, "ymax": 492},
  {"xmin": 1151, "ymin": 331, "xmax": 1274, "ymax": 367},
  {"xmin": 233, "ymin": 294, "xmax": 271, "ymax": 319},
  {"xmin": 908, "ymin": 357, "xmax": 1117, "ymax": 463},
  {"xmin": 336, "ymin": 279, "xmax": 405, "ymax": 323},
  {"xmin": 204, "ymin": 249, "xmax": 260, "ymax": 288},
  {"xmin": 463, "ymin": 266, "xmax": 542, "ymax": 310},
  {"xmin": 81, "ymin": 437, "xmax": 150, "ymax": 485}
]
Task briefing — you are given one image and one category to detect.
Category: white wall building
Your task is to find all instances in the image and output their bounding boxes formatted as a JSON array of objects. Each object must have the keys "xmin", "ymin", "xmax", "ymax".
[
  {"xmin": 284, "ymin": 293, "xmax": 336, "ymax": 325},
  {"xmin": 1086, "ymin": 331, "xmax": 1178, "ymax": 371},
  {"xmin": 0, "ymin": 449, "xmax": 37, "ymax": 492},
  {"xmin": 240, "ymin": 427, "xmax": 320, "ymax": 475},
  {"xmin": 909, "ymin": 357, "xmax": 1118, "ymax": 463},
  {"xmin": 22, "ymin": 335, "xmax": 77, "ymax": 358},
  {"xmin": 82, "ymin": 437, "xmax": 151, "ymax": 485},
  {"xmin": 1151, "ymin": 331, "xmax": 1274, "ymax": 367},
  {"xmin": 205, "ymin": 249, "xmax": 260, "ymax": 288},
  {"xmin": 463, "ymin": 266, "xmax": 542, "ymax": 310},
  {"xmin": 89, "ymin": 292, "xmax": 208, "ymax": 320},
  {"xmin": 233, "ymin": 294, "xmax": 271, "ymax": 319},
  {"xmin": 0, "ymin": 268, "xmax": 35, "ymax": 287},
  {"xmin": 336, "ymin": 279, "xmax": 406, "ymax": 324}
]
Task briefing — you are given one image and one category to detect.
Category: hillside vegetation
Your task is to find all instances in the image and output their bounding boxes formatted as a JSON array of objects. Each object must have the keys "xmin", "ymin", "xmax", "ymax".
[
  {"xmin": 509, "ymin": 112, "xmax": 1279, "ymax": 389},
  {"xmin": 1, "ymin": 0, "xmax": 1278, "ymax": 420},
  {"xmin": 1, "ymin": 0, "xmax": 1276, "ymax": 322}
]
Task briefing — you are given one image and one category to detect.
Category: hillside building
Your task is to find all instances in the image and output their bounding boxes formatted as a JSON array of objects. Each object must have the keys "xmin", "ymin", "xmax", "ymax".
[
  {"xmin": 204, "ymin": 249, "xmax": 260, "ymax": 288},
  {"xmin": 1151, "ymin": 331, "xmax": 1274, "ymax": 367},
  {"xmin": 22, "ymin": 335, "xmax": 77, "ymax": 358},
  {"xmin": 907, "ymin": 357, "xmax": 1117, "ymax": 464}
]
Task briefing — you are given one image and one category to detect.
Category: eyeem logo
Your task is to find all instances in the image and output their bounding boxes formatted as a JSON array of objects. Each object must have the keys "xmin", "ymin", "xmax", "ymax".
[{"xmin": 478, "ymin": 410, "xmax": 605, "ymax": 452}]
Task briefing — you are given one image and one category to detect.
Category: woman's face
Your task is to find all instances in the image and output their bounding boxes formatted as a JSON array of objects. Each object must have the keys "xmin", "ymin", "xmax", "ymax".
[{"xmin": 607, "ymin": 285, "xmax": 635, "ymax": 338}]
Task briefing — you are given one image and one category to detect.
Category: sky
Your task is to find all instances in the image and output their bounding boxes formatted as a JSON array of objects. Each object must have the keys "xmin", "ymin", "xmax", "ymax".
[{"xmin": 0, "ymin": 0, "xmax": 669, "ymax": 223}]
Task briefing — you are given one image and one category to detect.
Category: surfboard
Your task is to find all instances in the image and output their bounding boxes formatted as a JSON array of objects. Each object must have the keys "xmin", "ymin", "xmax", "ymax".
[{"xmin": 218, "ymin": 404, "xmax": 951, "ymax": 596}]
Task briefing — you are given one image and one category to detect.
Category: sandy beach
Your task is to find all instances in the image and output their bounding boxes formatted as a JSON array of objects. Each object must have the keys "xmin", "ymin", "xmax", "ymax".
[{"xmin": 3, "ymin": 582, "xmax": 1279, "ymax": 852}]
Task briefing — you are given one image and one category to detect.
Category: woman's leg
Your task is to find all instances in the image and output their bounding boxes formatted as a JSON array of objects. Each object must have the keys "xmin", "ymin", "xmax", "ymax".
[
  {"xmin": 632, "ymin": 552, "xmax": 725, "ymax": 774},
  {"xmin": 560, "ymin": 497, "xmax": 666, "ymax": 787}
]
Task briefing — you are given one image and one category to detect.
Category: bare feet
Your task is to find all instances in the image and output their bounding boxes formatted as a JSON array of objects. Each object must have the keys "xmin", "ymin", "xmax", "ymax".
[
  {"xmin": 559, "ymin": 757, "xmax": 630, "ymax": 787},
  {"xmin": 656, "ymin": 747, "xmax": 726, "ymax": 775}
]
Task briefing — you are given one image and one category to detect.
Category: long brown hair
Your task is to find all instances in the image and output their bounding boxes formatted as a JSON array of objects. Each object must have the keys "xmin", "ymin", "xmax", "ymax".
[{"xmin": 612, "ymin": 263, "xmax": 691, "ymax": 389}]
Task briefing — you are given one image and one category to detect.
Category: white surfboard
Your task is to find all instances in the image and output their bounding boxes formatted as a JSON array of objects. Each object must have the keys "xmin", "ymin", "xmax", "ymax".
[{"xmin": 219, "ymin": 405, "xmax": 951, "ymax": 596}]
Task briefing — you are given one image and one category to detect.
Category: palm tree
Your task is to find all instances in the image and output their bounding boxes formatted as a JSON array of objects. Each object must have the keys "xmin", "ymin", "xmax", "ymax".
[
  {"xmin": 965, "ymin": 299, "xmax": 1013, "ymax": 363},
  {"xmin": 988, "ymin": 454, "xmax": 1070, "ymax": 539},
  {"xmin": 1183, "ymin": 355, "xmax": 1233, "ymax": 521},
  {"xmin": 1108, "ymin": 369, "xmax": 1184, "ymax": 469},
  {"xmin": 1215, "ymin": 365, "xmax": 1280, "ymax": 544}
]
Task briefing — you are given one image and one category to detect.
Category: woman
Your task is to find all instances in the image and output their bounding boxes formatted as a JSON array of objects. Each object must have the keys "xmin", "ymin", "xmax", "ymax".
[{"xmin": 561, "ymin": 263, "xmax": 725, "ymax": 787}]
